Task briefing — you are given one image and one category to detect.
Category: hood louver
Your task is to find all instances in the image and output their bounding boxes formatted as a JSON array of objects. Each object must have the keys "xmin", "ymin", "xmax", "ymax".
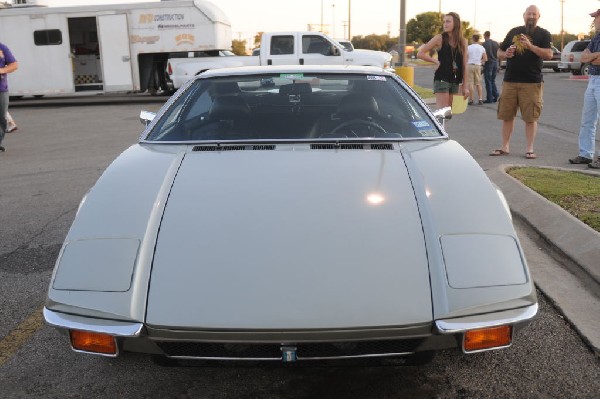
[
  {"xmin": 311, "ymin": 143, "xmax": 394, "ymax": 150},
  {"xmin": 191, "ymin": 143, "xmax": 394, "ymax": 152},
  {"xmin": 192, "ymin": 145, "xmax": 276, "ymax": 152}
]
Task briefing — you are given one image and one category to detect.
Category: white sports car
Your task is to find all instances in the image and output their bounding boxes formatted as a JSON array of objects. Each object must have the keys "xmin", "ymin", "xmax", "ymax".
[{"xmin": 44, "ymin": 65, "xmax": 537, "ymax": 364}]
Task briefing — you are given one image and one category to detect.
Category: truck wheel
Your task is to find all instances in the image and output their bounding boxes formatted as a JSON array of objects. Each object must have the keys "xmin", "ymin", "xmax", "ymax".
[{"xmin": 581, "ymin": 63, "xmax": 590, "ymax": 76}]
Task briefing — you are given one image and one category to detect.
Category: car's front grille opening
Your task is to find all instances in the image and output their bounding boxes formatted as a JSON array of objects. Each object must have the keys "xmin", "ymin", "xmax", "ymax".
[
  {"xmin": 157, "ymin": 342, "xmax": 281, "ymax": 359},
  {"xmin": 155, "ymin": 339, "xmax": 423, "ymax": 360}
]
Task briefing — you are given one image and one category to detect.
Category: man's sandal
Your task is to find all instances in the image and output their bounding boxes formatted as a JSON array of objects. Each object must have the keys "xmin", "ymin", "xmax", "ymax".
[
  {"xmin": 489, "ymin": 149, "xmax": 509, "ymax": 156},
  {"xmin": 525, "ymin": 152, "xmax": 537, "ymax": 159}
]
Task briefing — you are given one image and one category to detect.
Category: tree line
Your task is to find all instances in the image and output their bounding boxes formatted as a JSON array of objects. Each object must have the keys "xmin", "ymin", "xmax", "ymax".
[{"xmin": 229, "ymin": 12, "xmax": 592, "ymax": 55}]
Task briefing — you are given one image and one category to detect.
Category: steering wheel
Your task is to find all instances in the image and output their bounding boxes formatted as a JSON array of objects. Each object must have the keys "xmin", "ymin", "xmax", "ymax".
[{"xmin": 328, "ymin": 119, "xmax": 387, "ymax": 137}]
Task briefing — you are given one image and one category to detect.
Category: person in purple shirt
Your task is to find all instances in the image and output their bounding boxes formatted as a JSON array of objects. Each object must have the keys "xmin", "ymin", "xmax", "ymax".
[{"xmin": 0, "ymin": 42, "xmax": 18, "ymax": 153}]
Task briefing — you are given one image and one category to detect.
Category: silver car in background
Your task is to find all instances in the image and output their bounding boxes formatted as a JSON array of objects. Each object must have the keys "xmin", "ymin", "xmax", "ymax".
[
  {"xmin": 558, "ymin": 39, "xmax": 591, "ymax": 76},
  {"xmin": 44, "ymin": 65, "xmax": 537, "ymax": 365}
]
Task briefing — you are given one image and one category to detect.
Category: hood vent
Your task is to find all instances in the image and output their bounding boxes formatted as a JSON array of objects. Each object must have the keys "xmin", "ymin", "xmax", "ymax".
[
  {"xmin": 310, "ymin": 143, "xmax": 394, "ymax": 150},
  {"xmin": 252, "ymin": 144, "xmax": 276, "ymax": 151},
  {"xmin": 192, "ymin": 145, "xmax": 276, "ymax": 152},
  {"xmin": 371, "ymin": 143, "xmax": 394, "ymax": 150}
]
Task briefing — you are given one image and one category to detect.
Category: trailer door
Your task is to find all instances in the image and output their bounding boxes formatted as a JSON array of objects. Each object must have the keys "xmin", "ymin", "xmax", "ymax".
[{"xmin": 98, "ymin": 14, "xmax": 133, "ymax": 92}]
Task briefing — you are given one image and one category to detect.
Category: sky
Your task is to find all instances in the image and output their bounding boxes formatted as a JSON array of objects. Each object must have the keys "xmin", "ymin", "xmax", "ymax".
[{"xmin": 41, "ymin": 0, "xmax": 600, "ymax": 44}]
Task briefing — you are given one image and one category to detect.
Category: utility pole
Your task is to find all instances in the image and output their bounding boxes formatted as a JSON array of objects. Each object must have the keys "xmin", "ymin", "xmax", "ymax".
[
  {"xmin": 474, "ymin": 0, "xmax": 477, "ymax": 32},
  {"xmin": 332, "ymin": 3, "xmax": 336, "ymax": 38},
  {"xmin": 398, "ymin": 0, "xmax": 406, "ymax": 66},
  {"xmin": 560, "ymin": 0, "xmax": 565, "ymax": 50},
  {"xmin": 321, "ymin": 0, "xmax": 324, "ymax": 32},
  {"xmin": 348, "ymin": 0, "xmax": 351, "ymax": 41}
]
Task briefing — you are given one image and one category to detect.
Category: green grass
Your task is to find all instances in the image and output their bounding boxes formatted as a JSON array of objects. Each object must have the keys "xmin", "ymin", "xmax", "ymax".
[
  {"xmin": 507, "ymin": 167, "xmax": 600, "ymax": 232},
  {"xmin": 413, "ymin": 84, "xmax": 434, "ymax": 99}
]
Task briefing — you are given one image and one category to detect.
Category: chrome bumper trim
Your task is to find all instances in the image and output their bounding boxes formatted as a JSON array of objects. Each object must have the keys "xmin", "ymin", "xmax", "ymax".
[
  {"xmin": 435, "ymin": 303, "xmax": 538, "ymax": 334},
  {"xmin": 167, "ymin": 352, "xmax": 415, "ymax": 362},
  {"xmin": 43, "ymin": 307, "xmax": 144, "ymax": 337}
]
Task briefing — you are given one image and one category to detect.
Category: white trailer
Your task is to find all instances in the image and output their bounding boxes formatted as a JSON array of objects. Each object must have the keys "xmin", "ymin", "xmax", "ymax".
[{"xmin": 0, "ymin": 0, "xmax": 231, "ymax": 97}]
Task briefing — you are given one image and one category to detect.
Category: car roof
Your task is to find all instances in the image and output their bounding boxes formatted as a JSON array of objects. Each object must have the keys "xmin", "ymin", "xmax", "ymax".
[{"xmin": 564, "ymin": 39, "xmax": 590, "ymax": 50}]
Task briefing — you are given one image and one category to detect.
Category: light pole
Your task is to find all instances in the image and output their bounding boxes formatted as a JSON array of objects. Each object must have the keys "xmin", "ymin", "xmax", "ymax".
[
  {"xmin": 473, "ymin": 0, "xmax": 477, "ymax": 32},
  {"xmin": 398, "ymin": 0, "xmax": 406, "ymax": 66},
  {"xmin": 332, "ymin": 3, "xmax": 336, "ymax": 38},
  {"xmin": 321, "ymin": 0, "xmax": 324, "ymax": 32},
  {"xmin": 560, "ymin": 0, "xmax": 565, "ymax": 50},
  {"xmin": 348, "ymin": 0, "xmax": 351, "ymax": 41}
]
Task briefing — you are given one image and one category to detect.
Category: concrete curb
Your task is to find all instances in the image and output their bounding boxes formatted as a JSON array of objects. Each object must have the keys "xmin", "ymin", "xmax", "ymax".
[
  {"xmin": 487, "ymin": 164, "xmax": 600, "ymax": 356},
  {"xmin": 488, "ymin": 164, "xmax": 600, "ymax": 285}
]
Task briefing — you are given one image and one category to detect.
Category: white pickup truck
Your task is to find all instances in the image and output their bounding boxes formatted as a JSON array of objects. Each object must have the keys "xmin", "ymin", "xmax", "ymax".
[{"xmin": 166, "ymin": 31, "xmax": 393, "ymax": 90}]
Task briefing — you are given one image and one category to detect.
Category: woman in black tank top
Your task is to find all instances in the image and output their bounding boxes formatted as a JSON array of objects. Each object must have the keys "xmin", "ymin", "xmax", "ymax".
[{"xmin": 417, "ymin": 12, "xmax": 469, "ymax": 109}]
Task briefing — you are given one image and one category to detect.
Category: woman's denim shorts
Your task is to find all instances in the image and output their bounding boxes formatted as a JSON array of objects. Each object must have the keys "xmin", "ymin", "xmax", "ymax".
[{"xmin": 433, "ymin": 80, "xmax": 459, "ymax": 94}]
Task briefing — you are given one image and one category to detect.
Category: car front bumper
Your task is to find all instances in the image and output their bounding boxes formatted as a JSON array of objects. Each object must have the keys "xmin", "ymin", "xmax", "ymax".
[{"xmin": 44, "ymin": 303, "xmax": 537, "ymax": 360}]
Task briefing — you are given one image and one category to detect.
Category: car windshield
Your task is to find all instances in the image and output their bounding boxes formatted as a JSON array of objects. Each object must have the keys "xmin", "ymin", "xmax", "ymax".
[{"xmin": 144, "ymin": 72, "xmax": 442, "ymax": 142}]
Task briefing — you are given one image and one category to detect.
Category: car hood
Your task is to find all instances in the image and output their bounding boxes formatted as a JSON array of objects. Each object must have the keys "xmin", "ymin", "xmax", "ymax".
[
  {"xmin": 350, "ymin": 49, "xmax": 392, "ymax": 62},
  {"xmin": 146, "ymin": 146, "xmax": 432, "ymax": 330}
]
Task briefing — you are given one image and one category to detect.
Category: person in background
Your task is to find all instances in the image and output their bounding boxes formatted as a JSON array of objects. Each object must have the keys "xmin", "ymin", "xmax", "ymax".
[
  {"xmin": 0, "ymin": 41, "xmax": 18, "ymax": 153},
  {"xmin": 417, "ymin": 12, "xmax": 469, "ymax": 109},
  {"xmin": 482, "ymin": 31, "xmax": 500, "ymax": 103},
  {"xmin": 6, "ymin": 111, "xmax": 17, "ymax": 133},
  {"xmin": 466, "ymin": 34, "xmax": 488, "ymax": 105},
  {"xmin": 569, "ymin": 9, "xmax": 600, "ymax": 169},
  {"xmin": 489, "ymin": 5, "xmax": 552, "ymax": 159}
]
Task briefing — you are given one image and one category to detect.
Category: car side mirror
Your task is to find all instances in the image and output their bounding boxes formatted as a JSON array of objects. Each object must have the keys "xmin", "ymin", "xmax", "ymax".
[
  {"xmin": 432, "ymin": 106, "xmax": 452, "ymax": 125},
  {"xmin": 140, "ymin": 110, "xmax": 156, "ymax": 126},
  {"xmin": 330, "ymin": 46, "xmax": 340, "ymax": 56}
]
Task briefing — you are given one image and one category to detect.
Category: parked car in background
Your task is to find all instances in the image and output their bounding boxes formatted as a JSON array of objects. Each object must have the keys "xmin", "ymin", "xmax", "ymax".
[
  {"xmin": 335, "ymin": 38, "xmax": 355, "ymax": 52},
  {"xmin": 558, "ymin": 39, "xmax": 591, "ymax": 75},
  {"xmin": 167, "ymin": 31, "xmax": 393, "ymax": 90},
  {"xmin": 44, "ymin": 65, "xmax": 538, "ymax": 365},
  {"xmin": 501, "ymin": 45, "xmax": 563, "ymax": 71},
  {"xmin": 543, "ymin": 46, "xmax": 562, "ymax": 72}
]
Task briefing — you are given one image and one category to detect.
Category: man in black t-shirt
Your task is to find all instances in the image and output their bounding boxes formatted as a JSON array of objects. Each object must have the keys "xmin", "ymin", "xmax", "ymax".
[{"xmin": 489, "ymin": 5, "xmax": 552, "ymax": 160}]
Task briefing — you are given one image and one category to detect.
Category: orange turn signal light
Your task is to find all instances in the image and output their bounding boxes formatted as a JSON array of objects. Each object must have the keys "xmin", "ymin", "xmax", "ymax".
[
  {"xmin": 70, "ymin": 330, "xmax": 117, "ymax": 355},
  {"xmin": 464, "ymin": 325, "xmax": 512, "ymax": 352}
]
